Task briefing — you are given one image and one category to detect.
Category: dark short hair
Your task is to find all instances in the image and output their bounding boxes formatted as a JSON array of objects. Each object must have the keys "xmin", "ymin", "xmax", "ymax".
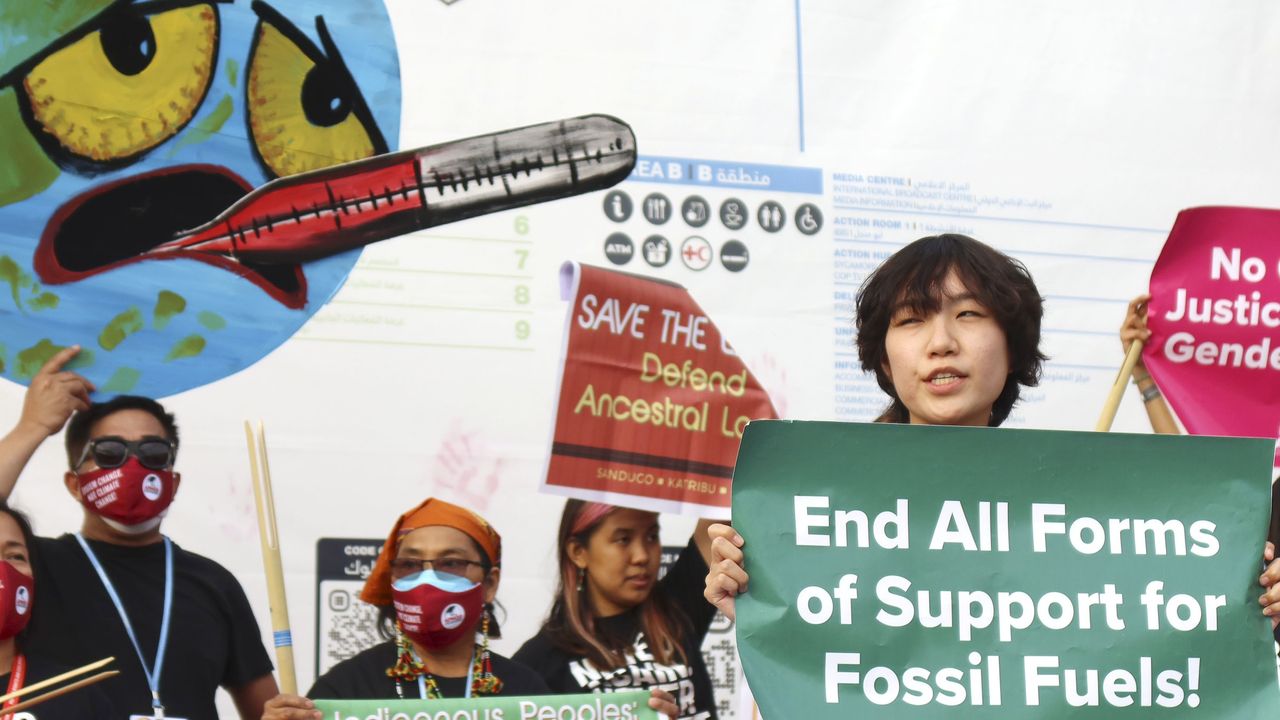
[
  {"xmin": 855, "ymin": 234, "xmax": 1046, "ymax": 426},
  {"xmin": 0, "ymin": 502, "xmax": 36, "ymax": 555},
  {"xmin": 64, "ymin": 396, "xmax": 180, "ymax": 469}
]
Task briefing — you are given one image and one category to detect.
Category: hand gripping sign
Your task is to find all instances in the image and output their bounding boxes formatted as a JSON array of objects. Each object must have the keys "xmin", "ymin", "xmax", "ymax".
[{"xmin": 543, "ymin": 263, "xmax": 778, "ymax": 516}]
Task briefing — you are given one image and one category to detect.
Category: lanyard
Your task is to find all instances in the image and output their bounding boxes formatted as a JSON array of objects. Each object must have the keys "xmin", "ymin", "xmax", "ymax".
[
  {"xmin": 1, "ymin": 653, "xmax": 25, "ymax": 720},
  {"xmin": 411, "ymin": 649, "xmax": 475, "ymax": 699},
  {"xmin": 76, "ymin": 534, "xmax": 173, "ymax": 716}
]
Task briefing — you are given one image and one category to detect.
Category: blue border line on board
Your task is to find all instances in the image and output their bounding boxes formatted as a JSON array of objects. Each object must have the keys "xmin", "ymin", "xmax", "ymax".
[
  {"xmin": 1048, "ymin": 363, "xmax": 1118, "ymax": 371},
  {"xmin": 795, "ymin": 0, "xmax": 806, "ymax": 152},
  {"xmin": 1044, "ymin": 328, "xmax": 1113, "ymax": 337},
  {"xmin": 833, "ymin": 237, "xmax": 1152, "ymax": 265},
  {"xmin": 831, "ymin": 204, "xmax": 1166, "ymax": 234},
  {"xmin": 1044, "ymin": 294, "xmax": 1131, "ymax": 304}
]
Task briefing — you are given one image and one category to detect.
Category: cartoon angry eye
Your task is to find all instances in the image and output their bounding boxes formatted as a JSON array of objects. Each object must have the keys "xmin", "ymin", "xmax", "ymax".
[
  {"xmin": 10, "ymin": 1, "xmax": 219, "ymax": 171},
  {"xmin": 246, "ymin": 1, "xmax": 388, "ymax": 178}
]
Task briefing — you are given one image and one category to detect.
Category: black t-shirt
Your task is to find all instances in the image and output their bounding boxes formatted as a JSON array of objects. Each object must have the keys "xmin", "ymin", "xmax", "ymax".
[
  {"xmin": 310, "ymin": 640, "xmax": 549, "ymax": 699},
  {"xmin": 25, "ymin": 534, "xmax": 274, "ymax": 720},
  {"xmin": 513, "ymin": 538, "xmax": 718, "ymax": 720},
  {"xmin": 0, "ymin": 652, "xmax": 115, "ymax": 719}
]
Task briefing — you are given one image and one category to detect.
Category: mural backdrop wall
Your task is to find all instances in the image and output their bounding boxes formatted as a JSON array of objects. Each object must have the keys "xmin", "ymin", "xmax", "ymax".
[{"xmin": 3, "ymin": 0, "xmax": 1279, "ymax": 716}]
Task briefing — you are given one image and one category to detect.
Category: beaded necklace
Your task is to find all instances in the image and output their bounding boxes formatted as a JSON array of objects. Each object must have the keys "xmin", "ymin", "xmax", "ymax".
[{"xmin": 387, "ymin": 613, "xmax": 503, "ymax": 699}]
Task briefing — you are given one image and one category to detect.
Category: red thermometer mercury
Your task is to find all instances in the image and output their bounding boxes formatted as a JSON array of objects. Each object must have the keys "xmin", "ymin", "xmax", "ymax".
[{"xmin": 148, "ymin": 114, "xmax": 636, "ymax": 264}]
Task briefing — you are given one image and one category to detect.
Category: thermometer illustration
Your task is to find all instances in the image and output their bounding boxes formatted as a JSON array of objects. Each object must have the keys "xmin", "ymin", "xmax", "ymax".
[{"xmin": 149, "ymin": 114, "xmax": 636, "ymax": 264}]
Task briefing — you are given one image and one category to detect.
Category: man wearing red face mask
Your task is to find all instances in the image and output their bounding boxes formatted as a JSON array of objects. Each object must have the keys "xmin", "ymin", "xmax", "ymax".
[{"xmin": 0, "ymin": 347, "xmax": 278, "ymax": 720}]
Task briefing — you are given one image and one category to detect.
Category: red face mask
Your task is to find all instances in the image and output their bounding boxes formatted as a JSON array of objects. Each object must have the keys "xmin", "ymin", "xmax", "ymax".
[
  {"xmin": 391, "ymin": 571, "xmax": 485, "ymax": 649},
  {"xmin": 76, "ymin": 458, "xmax": 176, "ymax": 528},
  {"xmin": 0, "ymin": 561, "xmax": 34, "ymax": 640}
]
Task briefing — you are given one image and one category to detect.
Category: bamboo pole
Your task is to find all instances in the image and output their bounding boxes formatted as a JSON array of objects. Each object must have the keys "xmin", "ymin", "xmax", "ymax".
[
  {"xmin": 1095, "ymin": 340, "xmax": 1145, "ymax": 432},
  {"xmin": 0, "ymin": 657, "xmax": 113, "ymax": 705},
  {"xmin": 1, "ymin": 671, "xmax": 119, "ymax": 714},
  {"xmin": 245, "ymin": 421, "xmax": 298, "ymax": 694}
]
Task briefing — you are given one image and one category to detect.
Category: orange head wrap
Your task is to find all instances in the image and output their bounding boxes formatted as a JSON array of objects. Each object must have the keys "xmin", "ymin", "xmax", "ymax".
[{"xmin": 360, "ymin": 497, "xmax": 502, "ymax": 606}]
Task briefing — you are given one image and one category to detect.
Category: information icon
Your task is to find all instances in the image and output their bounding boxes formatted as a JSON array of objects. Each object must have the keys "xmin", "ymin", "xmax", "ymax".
[
  {"xmin": 795, "ymin": 203, "xmax": 824, "ymax": 235},
  {"xmin": 682, "ymin": 196, "xmax": 710, "ymax": 228},
  {"xmin": 604, "ymin": 233, "xmax": 634, "ymax": 265},
  {"xmin": 720, "ymin": 198, "xmax": 748, "ymax": 230},
  {"xmin": 757, "ymin": 201, "xmax": 785, "ymax": 233},
  {"xmin": 603, "ymin": 190, "xmax": 632, "ymax": 222}
]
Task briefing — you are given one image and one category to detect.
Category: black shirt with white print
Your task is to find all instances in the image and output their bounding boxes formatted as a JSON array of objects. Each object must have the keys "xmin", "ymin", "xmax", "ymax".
[{"xmin": 514, "ymin": 538, "xmax": 717, "ymax": 720}]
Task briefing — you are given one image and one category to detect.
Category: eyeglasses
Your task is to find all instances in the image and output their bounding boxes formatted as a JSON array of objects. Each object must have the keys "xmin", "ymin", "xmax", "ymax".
[
  {"xmin": 76, "ymin": 436, "xmax": 176, "ymax": 471},
  {"xmin": 389, "ymin": 557, "xmax": 486, "ymax": 580}
]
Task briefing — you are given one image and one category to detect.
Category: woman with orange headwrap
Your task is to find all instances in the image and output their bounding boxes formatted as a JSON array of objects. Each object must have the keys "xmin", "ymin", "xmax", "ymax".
[
  {"xmin": 262, "ymin": 497, "xmax": 547, "ymax": 718},
  {"xmin": 264, "ymin": 498, "xmax": 680, "ymax": 720}
]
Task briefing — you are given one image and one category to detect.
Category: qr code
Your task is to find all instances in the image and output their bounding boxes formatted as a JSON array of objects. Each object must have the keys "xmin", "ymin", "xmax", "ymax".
[{"xmin": 317, "ymin": 579, "xmax": 385, "ymax": 675}]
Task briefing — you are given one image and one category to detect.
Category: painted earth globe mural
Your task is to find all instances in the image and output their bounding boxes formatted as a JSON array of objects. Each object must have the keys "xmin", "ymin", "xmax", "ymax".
[{"xmin": 0, "ymin": 0, "xmax": 402, "ymax": 397}]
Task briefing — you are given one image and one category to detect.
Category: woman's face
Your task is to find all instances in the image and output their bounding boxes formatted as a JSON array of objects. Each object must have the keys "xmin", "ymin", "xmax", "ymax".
[
  {"xmin": 395, "ymin": 525, "xmax": 498, "ymax": 604},
  {"xmin": 0, "ymin": 513, "xmax": 32, "ymax": 578},
  {"xmin": 882, "ymin": 270, "xmax": 1010, "ymax": 427},
  {"xmin": 570, "ymin": 509, "xmax": 661, "ymax": 617}
]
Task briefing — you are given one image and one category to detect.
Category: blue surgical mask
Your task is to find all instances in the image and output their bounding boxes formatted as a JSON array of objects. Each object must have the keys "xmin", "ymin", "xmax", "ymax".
[{"xmin": 392, "ymin": 568, "xmax": 479, "ymax": 593}]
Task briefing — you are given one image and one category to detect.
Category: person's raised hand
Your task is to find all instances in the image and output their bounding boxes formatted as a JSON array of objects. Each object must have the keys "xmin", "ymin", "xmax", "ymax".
[
  {"xmin": 1120, "ymin": 294, "xmax": 1153, "ymax": 364},
  {"xmin": 19, "ymin": 346, "xmax": 94, "ymax": 439},
  {"xmin": 704, "ymin": 523, "xmax": 747, "ymax": 622}
]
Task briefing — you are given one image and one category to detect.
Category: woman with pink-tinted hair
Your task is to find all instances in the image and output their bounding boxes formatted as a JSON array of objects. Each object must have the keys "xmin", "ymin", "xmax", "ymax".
[{"xmin": 515, "ymin": 501, "xmax": 717, "ymax": 720}]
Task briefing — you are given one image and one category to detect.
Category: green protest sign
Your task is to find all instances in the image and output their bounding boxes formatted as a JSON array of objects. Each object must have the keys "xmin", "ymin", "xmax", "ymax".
[
  {"xmin": 313, "ymin": 690, "xmax": 656, "ymax": 720},
  {"xmin": 734, "ymin": 421, "xmax": 1279, "ymax": 718}
]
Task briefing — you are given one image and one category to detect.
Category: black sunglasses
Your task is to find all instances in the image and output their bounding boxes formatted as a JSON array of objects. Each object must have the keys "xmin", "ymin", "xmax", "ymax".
[{"xmin": 76, "ymin": 436, "xmax": 175, "ymax": 471}]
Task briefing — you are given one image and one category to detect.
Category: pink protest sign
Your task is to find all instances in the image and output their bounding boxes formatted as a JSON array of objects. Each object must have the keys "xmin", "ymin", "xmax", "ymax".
[{"xmin": 1145, "ymin": 207, "xmax": 1280, "ymax": 451}]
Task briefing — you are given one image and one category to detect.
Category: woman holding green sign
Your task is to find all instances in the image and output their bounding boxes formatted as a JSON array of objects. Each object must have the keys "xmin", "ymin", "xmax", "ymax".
[
  {"xmin": 707, "ymin": 234, "xmax": 1046, "ymax": 619},
  {"xmin": 263, "ymin": 497, "xmax": 545, "ymax": 719},
  {"xmin": 704, "ymin": 233, "xmax": 1280, "ymax": 643},
  {"xmin": 263, "ymin": 497, "xmax": 681, "ymax": 720},
  {"xmin": 515, "ymin": 501, "xmax": 719, "ymax": 720}
]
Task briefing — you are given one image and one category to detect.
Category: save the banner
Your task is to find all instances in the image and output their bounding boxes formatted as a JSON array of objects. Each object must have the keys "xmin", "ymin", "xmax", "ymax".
[
  {"xmin": 543, "ymin": 262, "xmax": 777, "ymax": 516},
  {"xmin": 733, "ymin": 421, "xmax": 1278, "ymax": 718},
  {"xmin": 314, "ymin": 690, "xmax": 657, "ymax": 720}
]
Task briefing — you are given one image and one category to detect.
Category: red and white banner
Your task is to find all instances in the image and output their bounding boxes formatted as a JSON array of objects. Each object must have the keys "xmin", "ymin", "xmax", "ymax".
[
  {"xmin": 543, "ymin": 263, "xmax": 778, "ymax": 516},
  {"xmin": 1145, "ymin": 207, "xmax": 1280, "ymax": 456}
]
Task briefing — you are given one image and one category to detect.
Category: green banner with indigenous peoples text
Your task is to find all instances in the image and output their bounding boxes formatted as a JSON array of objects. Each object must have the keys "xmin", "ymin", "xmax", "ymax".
[
  {"xmin": 734, "ymin": 421, "xmax": 1279, "ymax": 718},
  {"xmin": 314, "ymin": 690, "xmax": 657, "ymax": 720}
]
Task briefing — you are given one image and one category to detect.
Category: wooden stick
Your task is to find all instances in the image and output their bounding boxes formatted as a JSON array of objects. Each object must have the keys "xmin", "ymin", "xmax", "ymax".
[
  {"xmin": 0, "ymin": 657, "xmax": 113, "ymax": 705},
  {"xmin": 245, "ymin": 421, "xmax": 298, "ymax": 694},
  {"xmin": 1, "ymin": 670, "xmax": 118, "ymax": 714},
  {"xmin": 1096, "ymin": 340, "xmax": 1145, "ymax": 432}
]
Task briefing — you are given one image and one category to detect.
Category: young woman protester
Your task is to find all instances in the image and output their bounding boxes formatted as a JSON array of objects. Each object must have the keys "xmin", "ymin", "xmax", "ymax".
[
  {"xmin": 514, "ymin": 502, "xmax": 719, "ymax": 720},
  {"xmin": 263, "ymin": 497, "xmax": 679, "ymax": 720},
  {"xmin": 703, "ymin": 234, "xmax": 1280, "ymax": 637},
  {"xmin": 0, "ymin": 502, "xmax": 113, "ymax": 719}
]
